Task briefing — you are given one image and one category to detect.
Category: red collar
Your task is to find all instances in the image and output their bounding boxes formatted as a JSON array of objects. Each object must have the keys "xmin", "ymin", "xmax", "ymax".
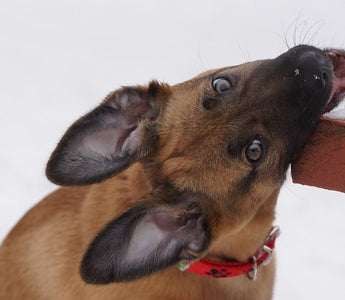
[{"xmin": 177, "ymin": 226, "xmax": 280, "ymax": 281}]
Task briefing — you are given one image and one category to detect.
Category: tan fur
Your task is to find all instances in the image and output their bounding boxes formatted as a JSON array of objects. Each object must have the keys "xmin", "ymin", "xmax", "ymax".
[
  {"xmin": 1, "ymin": 46, "xmax": 329, "ymax": 299},
  {"xmin": 0, "ymin": 165, "xmax": 276, "ymax": 300}
]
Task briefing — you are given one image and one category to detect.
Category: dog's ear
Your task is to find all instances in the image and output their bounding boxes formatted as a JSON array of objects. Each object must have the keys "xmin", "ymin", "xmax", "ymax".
[
  {"xmin": 80, "ymin": 189, "xmax": 210, "ymax": 284},
  {"xmin": 46, "ymin": 81, "xmax": 170, "ymax": 185}
]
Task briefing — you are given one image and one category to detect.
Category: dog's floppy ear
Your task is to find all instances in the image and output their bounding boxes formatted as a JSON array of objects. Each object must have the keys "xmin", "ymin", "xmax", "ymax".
[
  {"xmin": 46, "ymin": 81, "xmax": 170, "ymax": 185},
  {"xmin": 80, "ymin": 188, "xmax": 210, "ymax": 284}
]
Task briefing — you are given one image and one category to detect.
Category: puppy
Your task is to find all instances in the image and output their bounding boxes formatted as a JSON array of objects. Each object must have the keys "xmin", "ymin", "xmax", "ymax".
[{"xmin": 1, "ymin": 45, "xmax": 344, "ymax": 300}]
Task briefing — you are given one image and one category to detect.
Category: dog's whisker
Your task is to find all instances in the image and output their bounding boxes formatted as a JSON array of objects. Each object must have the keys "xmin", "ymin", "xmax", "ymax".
[
  {"xmin": 196, "ymin": 46, "xmax": 209, "ymax": 72},
  {"xmin": 307, "ymin": 22, "xmax": 324, "ymax": 46},
  {"xmin": 292, "ymin": 16, "xmax": 300, "ymax": 47},
  {"xmin": 292, "ymin": 11, "xmax": 306, "ymax": 47},
  {"xmin": 297, "ymin": 20, "xmax": 308, "ymax": 45},
  {"xmin": 301, "ymin": 20, "xmax": 322, "ymax": 45},
  {"xmin": 236, "ymin": 41, "xmax": 251, "ymax": 62},
  {"xmin": 279, "ymin": 21, "xmax": 291, "ymax": 50}
]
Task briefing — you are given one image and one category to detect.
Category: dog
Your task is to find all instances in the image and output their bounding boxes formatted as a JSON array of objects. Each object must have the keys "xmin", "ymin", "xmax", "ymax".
[{"xmin": 1, "ymin": 44, "xmax": 344, "ymax": 300}]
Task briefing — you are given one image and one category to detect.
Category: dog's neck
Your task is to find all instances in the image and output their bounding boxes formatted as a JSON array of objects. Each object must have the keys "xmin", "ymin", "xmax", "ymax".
[
  {"xmin": 206, "ymin": 193, "xmax": 277, "ymax": 263},
  {"xmin": 127, "ymin": 163, "xmax": 278, "ymax": 264}
]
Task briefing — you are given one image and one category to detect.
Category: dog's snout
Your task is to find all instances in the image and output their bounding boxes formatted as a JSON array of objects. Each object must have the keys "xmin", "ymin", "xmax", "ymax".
[{"xmin": 295, "ymin": 51, "xmax": 329, "ymax": 93}]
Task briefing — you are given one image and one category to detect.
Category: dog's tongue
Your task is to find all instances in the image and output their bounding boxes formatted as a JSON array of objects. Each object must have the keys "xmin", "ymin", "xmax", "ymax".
[
  {"xmin": 331, "ymin": 51, "xmax": 345, "ymax": 77},
  {"xmin": 326, "ymin": 51, "xmax": 345, "ymax": 112}
]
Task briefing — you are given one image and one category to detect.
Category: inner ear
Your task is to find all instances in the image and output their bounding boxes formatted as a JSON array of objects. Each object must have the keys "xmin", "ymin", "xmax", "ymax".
[
  {"xmin": 46, "ymin": 81, "xmax": 170, "ymax": 185},
  {"xmin": 126, "ymin": 209, "xmax": 205, "ymax": 262},
  {"xmin": 80, "ymin": 189, "xmax": 210, "ymax": 284}
]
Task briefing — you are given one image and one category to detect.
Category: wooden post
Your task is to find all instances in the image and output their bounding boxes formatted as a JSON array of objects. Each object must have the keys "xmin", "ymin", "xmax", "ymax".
[{"xmin": 291, "ymin": 117, "xmax": 345, "ymax": 193}]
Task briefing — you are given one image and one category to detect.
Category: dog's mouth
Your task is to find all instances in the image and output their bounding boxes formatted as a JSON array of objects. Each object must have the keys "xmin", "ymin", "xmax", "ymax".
[{"xmin": 324, "ymin": 49, "xmax": 345, "ymax": 113}]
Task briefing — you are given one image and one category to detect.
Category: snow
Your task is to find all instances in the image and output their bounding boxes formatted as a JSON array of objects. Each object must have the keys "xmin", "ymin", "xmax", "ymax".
[{"xmin": 1, "ymin": 1, "xmax": 345, "ymax": 299}]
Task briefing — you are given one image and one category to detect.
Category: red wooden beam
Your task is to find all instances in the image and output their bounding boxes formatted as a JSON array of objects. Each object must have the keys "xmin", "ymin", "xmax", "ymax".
[{"xmin": 292, "ymin": 117, "xmax": 345, "ymax": 193}]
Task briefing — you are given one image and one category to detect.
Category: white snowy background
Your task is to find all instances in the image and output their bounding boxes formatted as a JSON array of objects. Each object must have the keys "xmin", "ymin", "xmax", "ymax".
[{"xmin": 1, "ymin": 1, "xmax": 345, "ymax": 299}]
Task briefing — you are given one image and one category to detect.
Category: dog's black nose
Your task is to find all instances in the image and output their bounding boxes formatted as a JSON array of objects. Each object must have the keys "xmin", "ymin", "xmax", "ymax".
[{"xmin": 295, "ymin": 51, "xmax": 329, "ymax": 93}]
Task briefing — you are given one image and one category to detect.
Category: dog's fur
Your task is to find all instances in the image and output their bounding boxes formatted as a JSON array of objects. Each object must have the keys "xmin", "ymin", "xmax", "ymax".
[{"xmin": 0, "ymin": 45, "xmax": 334, "ymax": 299}]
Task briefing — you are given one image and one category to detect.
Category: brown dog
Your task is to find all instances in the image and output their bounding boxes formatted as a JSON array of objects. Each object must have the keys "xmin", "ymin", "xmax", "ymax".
[{"xmin": 1, "ymin": 45, "xmax": 344, "ymax": 299}]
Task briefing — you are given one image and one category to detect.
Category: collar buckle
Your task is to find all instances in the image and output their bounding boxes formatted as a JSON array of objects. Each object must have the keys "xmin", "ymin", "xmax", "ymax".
[
  {"xmin": 247, "ymin": 226, "xmax": 280, "ymax": 280},
  {"xmin": 261, "ymin": 244, "xmax": 274, "ymax": 266},
  {"xmin": 261, "ymin": 226, "xmax": 280, "ymax": 266},
  {"xmin": 266, "ymin": 226, "xmax": 281, "ymax": 241},
  {"xmin": 247, "ymin": 256, "xmax": 258, "ymax": 281}
]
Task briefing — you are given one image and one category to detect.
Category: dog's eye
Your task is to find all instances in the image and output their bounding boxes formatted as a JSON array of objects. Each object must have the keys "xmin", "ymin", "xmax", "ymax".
[
  {"xmin": 212, "ymin": 78, "xmax": 231, "ymax": 93},
  {"xmin": 245, "ymin": 139, "xmax": 263, "ymax": 163}
]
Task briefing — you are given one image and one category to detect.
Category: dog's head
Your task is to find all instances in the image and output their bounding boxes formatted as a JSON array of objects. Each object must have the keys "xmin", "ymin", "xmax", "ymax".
[{"xmin": 46, "ymin": 45, "xmax": 345, "ymax": 284}]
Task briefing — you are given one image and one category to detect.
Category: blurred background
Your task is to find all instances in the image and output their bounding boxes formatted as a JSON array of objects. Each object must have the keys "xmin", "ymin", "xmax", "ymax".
[{"xmin": 1, "ymin": 1, "xmax": 345, "ymax": 299}]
